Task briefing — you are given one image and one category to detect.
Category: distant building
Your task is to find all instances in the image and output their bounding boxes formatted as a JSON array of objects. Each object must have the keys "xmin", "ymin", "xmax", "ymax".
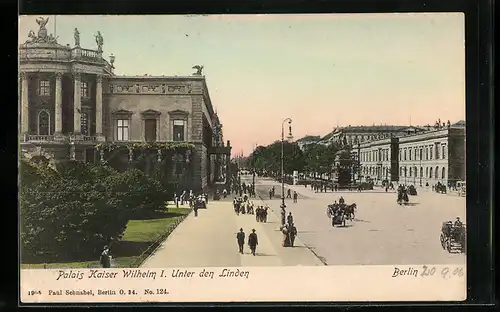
[
  {"xmin": 296, "ymin": 135, "xmax": 321, "ymax": 150},
  {"xmin": 319, "ymin": 125, "xmax": 425, "ymax": 146},
  {"xmin": 356, "ymin": 122, "xmax": 466, "ymax": 186}
]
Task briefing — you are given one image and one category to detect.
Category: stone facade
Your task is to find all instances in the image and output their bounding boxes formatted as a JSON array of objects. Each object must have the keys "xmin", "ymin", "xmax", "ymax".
[
  {"xmin": 356, "ymin": 126, "xmax": 465, "ymax": 186},
  {"xmin": 19, "ymin": 18, "xmax": 229, "ymax": 192},
  {"xmin": 398, "ymin": 127, "xmax": 465, "ymax": 186},
  {"xmin": 356, "ymin": 137, "xmax": 398, "ymax": 183}
]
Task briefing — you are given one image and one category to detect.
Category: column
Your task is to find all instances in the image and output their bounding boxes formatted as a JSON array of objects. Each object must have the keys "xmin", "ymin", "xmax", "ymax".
[
  {"xmin": 54, "ymin": 72, "xmax": 63, "ymax": 135},
  {"xmin": 20, "ymin": 72, "xmax": 29, "ymax": 135},
  {"xmin": 73, "ymin": 72, "xmax": 81, "ymax": 134},
  {"xmin": 95, "ymin": 75, "xmax": 103, "ymax": 136}
]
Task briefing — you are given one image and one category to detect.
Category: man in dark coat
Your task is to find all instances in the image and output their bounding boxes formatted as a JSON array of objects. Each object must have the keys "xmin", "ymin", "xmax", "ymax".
[
  {"xmin": 293, "ymin": 191, "xmax": 298, "ymax": 203},
  {"xmin": 287, "ymin": 212, "xmax": 294, "ymax": 227},
  {"xmin": 236, "ymin": 228, "xmax": 245, "ymax": 254},
  {"xmin": 280, "ymin": 207, "xmax": 286, "ymax": 228},
  {"xmin": 100, "ymin": 245, "xmax": 111, "ymax": 268},
  {"xmin": 248, "ymin": 229, "xmax": 258, "ymax": 256},
  {"xmin": 289, "ymin": 223, "xmax": 298, "ymax": 247},
  {"xmin": 287, "ymin": 189, "xmax": 292, "ymax": 198}
]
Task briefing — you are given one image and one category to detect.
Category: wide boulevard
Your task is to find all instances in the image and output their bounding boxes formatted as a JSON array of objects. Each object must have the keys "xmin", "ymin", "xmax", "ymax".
[{"xmin": 251, "ymin": 175, "xmax": 466, "ymax": 266}]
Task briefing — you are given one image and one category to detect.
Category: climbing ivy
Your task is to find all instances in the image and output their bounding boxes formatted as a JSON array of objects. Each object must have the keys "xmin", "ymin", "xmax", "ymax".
[{"xmin": 95, "ymin": 141, "xmax": 195, "ymax": 152}]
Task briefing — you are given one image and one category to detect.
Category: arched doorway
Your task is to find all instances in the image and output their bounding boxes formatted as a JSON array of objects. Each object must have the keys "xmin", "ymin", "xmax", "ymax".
[{"xmin": 37, "ymin": 110, "xmax": 50, "ymax": 135}]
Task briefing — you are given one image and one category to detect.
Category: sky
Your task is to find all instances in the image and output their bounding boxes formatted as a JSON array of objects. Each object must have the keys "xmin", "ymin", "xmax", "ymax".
[{"xmin": 19, "ymin": 14, "xmax": 465, "ymax": 157}]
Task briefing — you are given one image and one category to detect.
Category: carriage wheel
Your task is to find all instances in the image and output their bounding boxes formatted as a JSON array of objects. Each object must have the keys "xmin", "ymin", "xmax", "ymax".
[
  {"xmin": 446, "ymin": 239, "xmax": 452, "ymax": 252},
  {"xmin": 440, "ymin": 234, "xmax": 445, "ymax": 249}
]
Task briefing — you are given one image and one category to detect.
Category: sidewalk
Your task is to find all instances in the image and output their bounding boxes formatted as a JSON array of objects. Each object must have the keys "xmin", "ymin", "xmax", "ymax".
[{"xmin": 141, "ymin": 200, "xmax": 323, "ymax": 268}]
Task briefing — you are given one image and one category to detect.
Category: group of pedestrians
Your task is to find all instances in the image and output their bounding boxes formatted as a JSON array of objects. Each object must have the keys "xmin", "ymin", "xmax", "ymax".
[
  {"xmin": 236, "ymin": 228, "xmax": 259, "ymax": 256},
  {"xmin": 173, "ymin": 190, "xmax": 209, "ymax": 217},
  {"xmin": 280, "ymin": 208, "xmax": 298, "ymax": 247}
]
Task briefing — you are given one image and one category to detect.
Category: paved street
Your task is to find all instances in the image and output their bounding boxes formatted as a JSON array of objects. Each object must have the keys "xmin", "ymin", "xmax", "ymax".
[
  {"xmin": 141, "ymin": 196, "xmax": 324, "ymax": 268},
  {"xmin": 252, "ymin": 176, "xmax": 466, "ymax": 265}
]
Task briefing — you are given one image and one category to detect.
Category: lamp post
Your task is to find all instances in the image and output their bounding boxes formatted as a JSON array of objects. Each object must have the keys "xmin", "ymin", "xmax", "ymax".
[
  {"xmin": 281, "ymin": 118, "xmax": 293, "ymax": 210},
  {"xmin": 419, "ymin": 149, "xmax": 423, "ymax": 187}
]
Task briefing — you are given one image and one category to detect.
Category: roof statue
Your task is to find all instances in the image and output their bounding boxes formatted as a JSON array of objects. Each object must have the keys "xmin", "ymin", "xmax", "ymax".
[
  {"xmin": 74, "ymin": 28, "xmax": 80, "ymax": 47},
  {"xmin": 192, "ymin": 65, "xmax": 204, "ymax": 76},
  {"xmin": 23, "ymin": 16, "xmax": 59, "ymax": 45},
  {"xmin": 95, "ymin": 31, "xmax": 104, "ymax": 53}
]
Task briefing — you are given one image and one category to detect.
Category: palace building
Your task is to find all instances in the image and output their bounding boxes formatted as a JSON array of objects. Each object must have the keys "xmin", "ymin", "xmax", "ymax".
[
  {"xmin": 19, "ymin": 17, "xmax": 231, "ymax": 192},
  {"xmin": 356, "ymin": 122, "xmax": 465, "ymax": 186}
]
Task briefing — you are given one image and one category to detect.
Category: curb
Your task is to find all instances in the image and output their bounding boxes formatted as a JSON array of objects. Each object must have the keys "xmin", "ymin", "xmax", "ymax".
[
  {"xmin": 132, "ymin": 210, "xmax": 192, "ymax": 268},
  {"xmin": 257, "ymin": 195, "xmax": 327, "ymax": 266}
]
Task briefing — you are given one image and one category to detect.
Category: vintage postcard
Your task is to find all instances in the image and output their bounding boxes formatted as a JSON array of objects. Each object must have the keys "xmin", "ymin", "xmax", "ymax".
[{"xmin": 19, "ymin": 13, "xmax": 466, "ymax": 303}]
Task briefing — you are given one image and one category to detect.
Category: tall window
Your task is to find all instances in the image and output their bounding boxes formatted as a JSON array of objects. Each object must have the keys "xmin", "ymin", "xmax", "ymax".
[
  {"xmin": 404, "ymin": 149, "xmax": 407, "ymax": 161},
  {"xmin": 409, "ymin": 148, "xmax": 412, "ymax": 160},
  {"xmin": 38, "ymin": 110, "xmax": 50, "ymax": 135},
  {"xmin": 144, "ymin": 119, "xmax": 157, "ymax": 142},
  {"xmin": 435, "ymin": 166, "xmax": 439, "ymax": 179},
  {"xmin": 38, "ymin": 80, "xmax": 50, "ymax": 96},
  {"xmin": 442, "ymin": 167, "xmax": 446, "ymax": 179},
  {"xmin": 435, "ymin": 144, "xmax": 440, "ymax": 159},
  {"xmin": 429, "ymin": 146, "xmax": 433, "ymax": 160},
  {"xmin": 117, "ymin": 119, "xmax": 129, "ymax": 141},
  {"xmin": 173, "ymin": 120, "xmax": 185, "ymax": 141},
  {"xmin": 429, "ymin": 167, "xmax": 433, "ymax": 179},
  {"xmin": 425, "ymin": 147, "xmax": 429, "ymax": 160},
  {"xmin": 81, "ymin": 112, "xmax": 89, "ymax": 135},
  {"xmin": 442, "ymin": 145, "xmax": 446, "ymax": 159},
  {"xmin": 81, "ymin": 81, "xmax": 89, "ymax": 98},
  {"xmin": 414, "ymin": 149, "xmax": 417, "ymax": 160}
]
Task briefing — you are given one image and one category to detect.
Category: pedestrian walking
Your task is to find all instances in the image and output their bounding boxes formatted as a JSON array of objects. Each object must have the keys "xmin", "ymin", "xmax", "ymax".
[
  {"xmin": 293, "ymin": 191, "xmax": 298, "ymax": 203},
  {"xmin": 236, "ymin": 228, "xmax": 245, "ymax": 254},
  {"xmin": 287, "ymin": 212, "xmax": 294, "ymax": 227},
  {"xmin": 289, "ymin": 223, "xmax": 297, "ymax": 247},
  {"xmin": 286, "ymin": 189, "xmax": 292, "ymax": 198},
  {"xmin": 248, "ymin": 229, "xmax": 258, "ymax": 256},
  {"xmin": 99, "ymin": 245, "xmax": 111, "ymax": 268}
]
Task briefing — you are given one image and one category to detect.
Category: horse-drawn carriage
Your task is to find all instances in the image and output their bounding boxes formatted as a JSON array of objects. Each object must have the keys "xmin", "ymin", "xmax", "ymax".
[
  {"xmin": 440, "ymin": 221, "xmax": 466, "ymax": 253},
  {"xmin": 435, "ymin": 182, "xmax": 447, "ymax": 194},
  {"xmin": 397, "ymin": 188, "xmax": 409, "ymax": 205},
  {"xmin": 326, "ymin": 202, "xmax": 357, "ymax": 227},
  {"xmin": 407, "ymin": 185, "xmax": 418, "ymax": 196}
]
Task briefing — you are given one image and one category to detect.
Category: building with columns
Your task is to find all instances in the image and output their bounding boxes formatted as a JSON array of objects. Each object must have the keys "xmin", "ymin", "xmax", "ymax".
[
  {"xmin": 357, "ymin": 122, "xmax": 465, "ymax": 187},
  {"xmin": 19, "ymin": 18, "xmax": 230, "ymax": 192},
  {"xmin": 355, "ymin": 137, "xmax": 399, "ymax": 183}
]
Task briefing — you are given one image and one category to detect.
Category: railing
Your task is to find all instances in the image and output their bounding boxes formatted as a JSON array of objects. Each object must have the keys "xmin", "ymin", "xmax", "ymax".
[
  {"xmin": 70, "ymin": 48, "xmax": 102, "ymax": 62},
  {"xmin": 23, "ymin": 134, "xmax": 54, "ymax": 142},
  {"xmin": 83, "ymin": 136, "xmax": 97, "ymax": 142}
]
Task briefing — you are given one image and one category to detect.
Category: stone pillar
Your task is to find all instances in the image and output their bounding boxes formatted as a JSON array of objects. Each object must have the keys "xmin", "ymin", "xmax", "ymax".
[
  {"xmin": 73, "ymin": 72, "xmax": 82, "ymax": 134},
  {"xmin": 54, "ymin": 72, "xmax": 63, "ymax": 135},
  {"xmin": 95, "ymin": 75, "xmax": 103, "ymax": 136},
  {"xmin": 20, "ymin": 72, "xmax": 29, "ymax": 134}
]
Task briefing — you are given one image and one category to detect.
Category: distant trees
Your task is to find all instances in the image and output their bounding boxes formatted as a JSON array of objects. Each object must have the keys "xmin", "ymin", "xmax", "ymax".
[
  {"xmin": 20, "ymin": 158, "xmax": 169, "ymax": 263},
  {"xmin": 248, "ymin": 141, "xmax": 344, "ymax": 178}
]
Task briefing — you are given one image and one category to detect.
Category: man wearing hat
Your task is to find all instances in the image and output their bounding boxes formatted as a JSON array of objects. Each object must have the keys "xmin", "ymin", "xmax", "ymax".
[
  {"xmin": 248, "ymin": 229, "xmax": 259, "ymax": 256},
  {"xmin": 236, "ymin": 228, "xmax": 245, "ymax": 254},
  {"xmin": 100, "ymin": 245, "xmax": 111, "ymax": 268}
]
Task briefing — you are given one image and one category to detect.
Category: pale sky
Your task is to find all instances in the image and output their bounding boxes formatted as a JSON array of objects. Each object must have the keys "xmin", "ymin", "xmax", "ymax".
[{"xmin": 19, "ymin": 14, "xmax": 465, "ymax": 157}]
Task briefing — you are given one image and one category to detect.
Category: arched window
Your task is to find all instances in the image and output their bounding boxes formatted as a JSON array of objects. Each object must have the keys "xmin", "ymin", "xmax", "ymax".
[
  {"xmin": 414, "ymin": 166, "xmax": 418, "ymax": 177},
  {"xmin": 420, "ymin": 167, "xmax": 423, "ymax": 178},
  {"xmin": 400, "ymin": 167, "xmax": 403, "ymax": 176},
  {"xmin": 425, "ymin": 167, "xmax": 429, "ymax": 177},
  {"xmin": 37, "ymin": 110, "xmax": 50, "ymax": 135},
  {"xmin": 435, "ymin": 166, "xmax": 439, "ymax": 179},
  {"xmin": 441, "ymin": 167, "xmax": 446, "ymax": 179},
  {"xmin": 409, "ymin": 167, "xmax": 412, "ymax": 177},
  {"xmin": 429, "ymin": 167, "xmax": 433, "ymax": 179},
  {"xmin": 404, "ymin": 167, "xmax": 407, "ymax": 177}
]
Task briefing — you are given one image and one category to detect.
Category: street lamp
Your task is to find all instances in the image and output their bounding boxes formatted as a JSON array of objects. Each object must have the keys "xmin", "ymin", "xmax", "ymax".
[{"xmin": 281, "ymin": 118, "xmax": 293, "ymax": 210}]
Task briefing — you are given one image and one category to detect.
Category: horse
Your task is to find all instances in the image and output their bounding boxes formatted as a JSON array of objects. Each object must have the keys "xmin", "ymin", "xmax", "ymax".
[{"xmin": 344, "ymin": 203, "xmax": 357, "ymax": 220}]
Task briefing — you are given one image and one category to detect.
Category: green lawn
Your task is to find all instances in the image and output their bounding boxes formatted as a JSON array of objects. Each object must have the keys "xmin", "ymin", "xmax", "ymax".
[{"xmin": 21, "ymin": 207, "xmax": 191, "ymax": 269}]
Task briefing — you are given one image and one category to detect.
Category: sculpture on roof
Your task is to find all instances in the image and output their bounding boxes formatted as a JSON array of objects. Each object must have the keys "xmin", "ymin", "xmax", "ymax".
[
  {"xmin": 74, "ymin": 28, "xmax": 80, "ymax": 47},
  {"xmin": 95, "ymin": 31, "xmax": 104, "ymax": 53},
  {"xmin": 23, "ymin": 17, "xmax": 59, "ymax": 45},
  {"xmin": 192, "ymin": 65, "xmax": 204, "ymax": 76}
]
